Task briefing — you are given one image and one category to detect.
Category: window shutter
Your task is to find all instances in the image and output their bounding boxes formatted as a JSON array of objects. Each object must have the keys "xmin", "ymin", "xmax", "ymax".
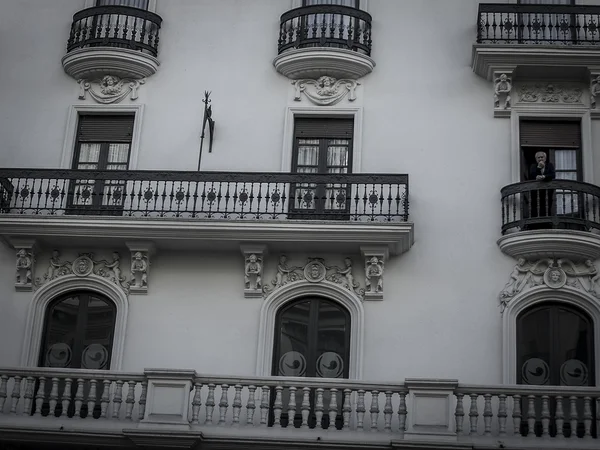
[
  {"xmin": 294, "ymin": 118, "xmax": 354, "ymax": 138},
  {"xmin": 520, "ymin": 121, "xmax": 581, "ymax": 148},
  {"xmin": 77, "ymin": 115, "xmax": 135, "ymax": 142}
]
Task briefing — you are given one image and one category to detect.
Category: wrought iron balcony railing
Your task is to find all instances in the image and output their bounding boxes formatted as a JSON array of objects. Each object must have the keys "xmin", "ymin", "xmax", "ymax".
[
  {"xmin": 501, "ymin": 180, "xmax": 600, "ymax": 234},
  {"xmin": 477, "ymin": 3, "xmax": 600, "ymax": 45},
  {"xmin": 278, "ymin": 5, "xmax": 372, "ymax": 55},
  {"xmin": 66, "ymin": 5, "xmax": 162, "ymax": 56},
  {"xmin": 0, "ymin": 169, "xmax": 409, "ymax": 222}
]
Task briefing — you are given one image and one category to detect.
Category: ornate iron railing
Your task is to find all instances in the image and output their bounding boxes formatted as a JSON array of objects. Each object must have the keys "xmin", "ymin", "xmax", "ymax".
[
  {"xmin": 0, "ymin": 169, "xmax": 408, "ymax": 222},
  {"xmin": 501, "ymin": 180, "xmax": 600, "ymax": 234},
  {"xmin": 278, "ymin": 5, "xmax": 372, "ymax": 55},
  {"xmin": 66, "ymin": 6, "xmax": 162, "ymax": 56},
  {"xmin": 477, "ymin": 3, "xmax": 600, "ymax": 45}
]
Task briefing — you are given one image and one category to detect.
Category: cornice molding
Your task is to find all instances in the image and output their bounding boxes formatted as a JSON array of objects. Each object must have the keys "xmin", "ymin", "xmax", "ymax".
[
  {"xmin": 497, "ymin": 230, "xmax": 600, "ymax": 262},
  {"xmin": 273, "ymin": 48, "xmax": 375, "ymax": 80},
  {"xmin": 62, "ymin": 47, "xmax": 159, "ymax": 81}
]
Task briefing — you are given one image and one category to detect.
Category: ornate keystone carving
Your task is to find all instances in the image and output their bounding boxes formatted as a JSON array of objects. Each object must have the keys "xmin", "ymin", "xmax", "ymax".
[
  {"xmin": 241, "ymin": 245, "xmax": 267, "ymax": 298},
  {"xmin": 126, "ymin": 242, "xmax": 155, "ymax": 295},
  {"xmin": 263, "ymin": 255, "xmax": 364, "ymax": 298},
  {"xmin": 78, "ymin": 75, "xmax": 145, "ymax": 104},
  {"xmin": 517, "ymin": 83, "xmax": 583, "ymax": 104},
  {"xmin": 37, "ymin": 250, "xmax": 129, "ymax": 293},
  {"xmin": 494, "ymin": 73, "xmax": 512, "ymax": 110},
  {"xmin": 292, "ymin": 76, "xmax": 359, "ymax": 106},
  {"xmin": 15, "ymin": 248, "xmax": 34, "ymax": 291},
  {"xmin": 499, "ymin": 258, "xmax": 600, "ymax": 312}
]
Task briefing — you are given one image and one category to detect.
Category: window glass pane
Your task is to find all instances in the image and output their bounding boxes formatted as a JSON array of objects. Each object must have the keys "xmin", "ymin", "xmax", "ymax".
[
  {"xmin": 42, "ymin": 296, "xmax": 80, "ymax": 368},
  {"xmin": 296, "ymin": 139, "xmax": 319, "ymax": 169},
  {"xmin": 557, "ymin": 307, "xmax": 592, "ymax": 386},
  {"xmin": 77, "ymin": 143, "xmax": 101, "ymax": 168},
  {"xmin": 316, "ymin": 301, "xmax": 348, "ymax": 378},
  {"xmin": 276, "ymin": 301, "xmax": 310, "ymax": 376},
  {"xmin": 518, "ymin": 307, "xmax": 551, "ymax": 385},
  {"xmin": 554, "ymin": 150, "xmax": 577, "ymax": 171},
  {"xmin": 81, "ymin": 296, "xmax": 115, "ymax": 369},
  {"xmin": 106, "ymin": 143, "xmax": 130, "ymax": 170}
]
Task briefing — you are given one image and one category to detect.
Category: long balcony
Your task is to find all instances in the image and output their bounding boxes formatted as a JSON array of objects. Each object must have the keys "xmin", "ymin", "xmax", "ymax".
[
  {"xmin": 0, "ymin": 367, "xmax": 598, "ymax": 449},
  {"xmin": 0, "ymin": 169, "xmax": 413, "ymax": 255},
  {"xmin": 472, "ymin": 3, "xmax": 600, "ymax": 79},
  {"xmin": 273, "ymin": 5, "xmax": 375, "ymax": 80},
  {"xmin": 498, "ymin": 180, "xmax": 600, "ymax": 261},
  {"xmin": 61, "ymin": 5, "xmax": 163, "ymax": 80}
]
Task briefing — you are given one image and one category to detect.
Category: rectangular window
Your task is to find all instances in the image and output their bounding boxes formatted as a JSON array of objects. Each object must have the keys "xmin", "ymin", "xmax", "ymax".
[
  {"xmin": 68, "ymin": 114, "xmax": 134, "ymax": 214},
  {"xmin": 290, "ymin": 118, "xmax": 353, "ymax": 218}
]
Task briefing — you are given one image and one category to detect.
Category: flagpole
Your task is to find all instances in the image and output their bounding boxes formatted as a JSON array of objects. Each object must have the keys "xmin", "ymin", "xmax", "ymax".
[{"xmin": 198, "ymin": 91, "xmax": 211, "ymax": 171}]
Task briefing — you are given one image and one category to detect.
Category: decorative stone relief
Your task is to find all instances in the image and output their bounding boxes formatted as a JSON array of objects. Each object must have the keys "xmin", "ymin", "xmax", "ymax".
[
  {"xmin": 517, "ymin": 83, "xmax": 583, "ymax": 104},
  {"xmin": 590, "ymin": 74, "xmax": 600, "ymax": 109},
  {"xmin": 361, "ymin": 247, "xmax": 387, "ymax": 301},
  {"xmin": 499, "ymin": 258, "xmax": 600, "ymax": 312},
  {"xmin": 292, "ymin": 76, "xmax": 359, "ymax": 106},
  {"xmin": 494, "ymin": 73, "xmax": 512, "ymax": 110},
  {"xmin": 36, "ymin": 250, "xmax": 130, "ymax": 294},
  {"xmin": 126, "ymin": 242, "xmax": 155, "ymax": 295},
  {"xmin": 15, "ymin": 248, "xmax": 34, "ymax": 291},
  {"xmin": 240, "ymin": 245, "xmax": 267, "ymax": 298},
  {"xmin": 263, "ymin": 255, "xmax": 364, "ymax": 298},
  {"xmin": 78, "ymin": 75, "xmax": 145, "ymax": 104}
]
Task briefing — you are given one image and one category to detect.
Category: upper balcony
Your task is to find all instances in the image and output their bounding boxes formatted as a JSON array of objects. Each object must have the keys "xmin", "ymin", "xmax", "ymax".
[
  {"xmin": 0, "ymin": 168, "xmax": 412, "ymax": 256},
  {"xmin": 498, "ymin": 179, "xmax": 600, "ymax": 261},
  {"xmin": 273, "ymin": 5, "xmax": 375, "ymax": 80},
  {"xmin": 61, "ymin": 5, "xmax": 163, "ymax": 81},
  {"xmin": 472, "ymin": 3, "xmax": 600, "ymax": 80}
]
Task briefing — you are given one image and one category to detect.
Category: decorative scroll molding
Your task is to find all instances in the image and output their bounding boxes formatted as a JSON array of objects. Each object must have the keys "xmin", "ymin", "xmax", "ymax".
[
  {"xmin": 241, "ymin": 245, "xmax": 267, "ymax": 298},
  {"xmin": 499, "ymin": 257, "xmax": 600, "ymax": 312},
  {"xmin": 78, "ymin": 75, "xmax": 145, "ymax": 104},
  {"xmin": 517, "ymin": 83, "xmax": 583, "ymax": 104},
  {"xmin": 263, "ymin": 255, "xmax": 364, "ymax": 298},
  {"xmin": 36, "ymin": 250, "xmax": 130, "ymax": 294},
  {"xmin": 126, "ymin": 241, "xmax": 155, "ymax": 295},
  {"xmin": 292, "ymin": 76, "xmax": 359, "ymax": 106}
]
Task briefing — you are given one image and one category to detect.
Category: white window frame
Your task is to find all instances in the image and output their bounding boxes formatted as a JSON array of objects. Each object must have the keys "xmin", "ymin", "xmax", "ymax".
[
  {"xmin": 509, "ymin": 106, "xmax": 593, "ymax": 184},
  {"xmin": 256, "ymin": 280, "xmax": 364, "ymax": 379},
  {"xmin": 281, "ymin": 106, "xmax": 363, "ymax": 173},
  {"xmin": 20, "ymin": 274, "xmax": 129, "ymax": 371},
  {"xmin": 84, "ymin": 0, "xmax": 158, "ymax": 13},
  {"xmin": 61, "ymin": 104, "xmax": 144, "ymax": 170}
]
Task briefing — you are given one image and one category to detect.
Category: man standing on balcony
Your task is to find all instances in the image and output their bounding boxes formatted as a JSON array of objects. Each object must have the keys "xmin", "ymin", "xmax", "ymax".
[{"xmin": 528, "ymin": 151, "xmax": 555, "ymax": 229}]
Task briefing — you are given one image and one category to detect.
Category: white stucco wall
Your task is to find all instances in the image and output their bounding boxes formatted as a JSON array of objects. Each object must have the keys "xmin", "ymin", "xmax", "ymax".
[{"xmin": 0, "ymin": 0, "xmax": 599, "ymax": 385}]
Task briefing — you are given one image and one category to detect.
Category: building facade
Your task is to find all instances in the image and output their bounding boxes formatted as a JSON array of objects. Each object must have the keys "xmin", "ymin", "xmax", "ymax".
[{"xmin": 0, "ymin": 0, "xmax": 599, "ymax": 449}]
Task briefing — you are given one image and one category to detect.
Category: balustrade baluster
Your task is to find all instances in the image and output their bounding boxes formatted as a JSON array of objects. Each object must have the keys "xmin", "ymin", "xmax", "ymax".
[
  {"xmin": 397, "ymin": 391, "xmax": 407, "ymax": 438},
  {"xmin": 483, "ymin": 393, "xmax": 492, "ymax": 436},
  {"xmin": 138, "ymin": 381, "xmax": 147, "ymax": 420},
  {"xmin": 246, "ymin": 385, "xmax": 256, "ymax": 426},
  {"xmin": 583, "ymin": 397, "xmax": 592, "ymax": 438},
  {"xmin": 569, "ymin": 396, "xmax": 578, "ymax": 438},
  {"xmin": 125, "ymin": 381, "xmax": 136, "ymax": 420},
  {"xmin": 273, "ymin": 385, "xmax": 284, "ymax": 428},
  {"xmin": 555, "ymin": 396, "xmax": 564, "ymax": 438},
  {"xmin": 232, "ymin": 384, "xmax": 243, "ymax": 426},
  {"xmin": 74, "ymin": 378, "xmax": 85, "ymax": 418},
  {"xmin": 342, "ymin": 389, "xmax": 351, "ymax": 431},
  {"xmin": 383, "ymin": 391, "xmax": 393, "ymax": 432},
  {"xmin": 205, "ymin": 384, "xmax": 216, "ymax": 425},
  {"xmin": 22, "ymin": 377, "xmax": 35, "ymax": 416},
  {"xmin": 10, "ymin": 376, "xmax": 22, "ymax": 415},
  {"xmin": 0, "ymin": 375, "xmax": 8, "ymax": 414},
  {"xmin": 370, "ymin": 390, "xmax": 379, "ymax": 432},
  {"xmin": 541, "ymin": 395, "xmax": 550, "ymax": 437},
  {"xmin": 218, "ymin": 384, "xmax": 229, "ymax": 426},
  {"xmin": 300, "ymin": 387, "xmax": 310, "ymax": 429},
  {"xmin": 356, "ymin": 389, "xmax": 366, "ymax": 431},
  {"xmin": 527, "ymin": 395, "xmax": 536, "ymax": 437},
  {"xmin": 596, "ymin": 397, "xmax": 600, "ymax": 439},
  {"xmin": 191, "ymin": 383, "xmax": 202, "ymax": 425},
  {"xmin": 315, "ymin": 388, "xmax": 324, "ymax": 429},
  {"xmin": 497, "ymin": 394, "xmax": 507, "ymax": 436},
  {"xmin": 328, "ymin": 388, "xmax": 338, "ymax": 431},
  {"xmin": 100, "ymin": 380, "xmax": 111, "ymax": 419},
  {"xmin": 34, "ymin": 377, "xmax": 46, "ymax": 416},
  {"xmin": 111, "ymin": 380, "xmax": 124, "ymax": 419},
  {"xmin": 87, "ymin": 379, "xmax": 98, "ymax": 419},
  {"xmin": 512, "ymin": 394, "xmax": 521, "ymax": 436},
  {"xmin": 455, "ymin": 393, "xmax": 464, "ymax": 436},
  {"xmin": 48, "ymin": 377, "xmax": 59, "ymax": 416},
  {"xmin": 469, "ymin": 394, "xmax": 479, "ymax": 435},
  {"xmin": 287, "ymin": 386, "xmax": 297, "ymax": 429},
  {"xmin": 260, "ymin": 386, "xmax": 269, "ymax": 426}
]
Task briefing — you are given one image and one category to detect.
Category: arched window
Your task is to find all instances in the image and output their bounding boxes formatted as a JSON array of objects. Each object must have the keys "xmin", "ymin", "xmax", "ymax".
[
  {"xmin": 39, "ymin": 291, "xmax": 116, "ymax": 370},
  {"xmin": 273, "ymin": 297, "xmax": 350, "ymax": 378},
  {"xmin": 517, "ymin": 303, "xmax": 594, "ymax": 386}
]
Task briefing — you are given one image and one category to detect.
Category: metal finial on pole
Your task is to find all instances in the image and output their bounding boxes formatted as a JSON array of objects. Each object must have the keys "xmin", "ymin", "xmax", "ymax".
[{"xmin": 198, "ymin": 91, "xmax": 215, "ymax": 171}]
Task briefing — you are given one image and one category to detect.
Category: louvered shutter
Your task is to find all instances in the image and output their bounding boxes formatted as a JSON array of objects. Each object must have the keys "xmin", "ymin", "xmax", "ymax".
[
  {"xmin": 294, "ymin": 118, "xmax": 354, "ymax": 139},
  {"xmin": 77, "ymin": 115, "xmax": 135, "ymax": 143},
  {"xmin": 520, "ymin": 121, "xmax": 581, "ymax": 148}
]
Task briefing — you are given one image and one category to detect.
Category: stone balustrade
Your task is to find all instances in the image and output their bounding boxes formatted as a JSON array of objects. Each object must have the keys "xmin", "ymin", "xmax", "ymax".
[{"xmin": 0, "ymin": 368, "xmax": 598, "ymax": 448}]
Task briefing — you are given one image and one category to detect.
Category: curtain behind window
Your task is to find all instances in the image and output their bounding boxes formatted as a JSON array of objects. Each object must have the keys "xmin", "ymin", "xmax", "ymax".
[{"xmin": 96, "ymin": 0, "xmax": 149, "ymax": 9}]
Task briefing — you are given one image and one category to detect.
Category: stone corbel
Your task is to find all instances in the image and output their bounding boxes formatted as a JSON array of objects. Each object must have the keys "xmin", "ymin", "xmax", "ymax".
[
  {"xmin": 10, "ymin": 238, "xmax": 36, "ymax": 292},
  {"xmin": 240, "ymin": 244, "xmax": 268, "ymax": 298},
  {"xmin": 493, "ymin": 69, "xmax": 514, "ymax": 119},
  {"xmin": 361, "ymin": 246, "xmax": 388, "ymax": 301},
  {"xmin": 126, "ymin": 241, "xmax": 155, "ymax": 295}
]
